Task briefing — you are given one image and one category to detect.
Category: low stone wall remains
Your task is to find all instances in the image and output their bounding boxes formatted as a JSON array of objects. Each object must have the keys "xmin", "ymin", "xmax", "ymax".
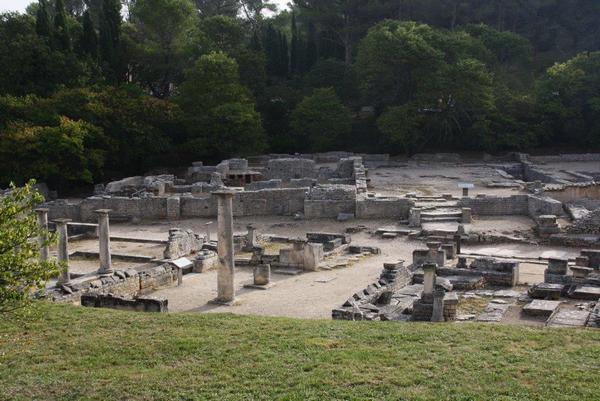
[{"xmin": 81, "ymin": 293, "xmax": 168, "ymax": 312}]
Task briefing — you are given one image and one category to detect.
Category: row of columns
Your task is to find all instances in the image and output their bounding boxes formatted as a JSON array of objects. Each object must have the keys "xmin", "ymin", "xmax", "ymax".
[
  {"xmin": 35, "ymin": 208, "xmax": 113, "ymax": 286},
  {"xmin": 38, "ymin": 191, "xmax": 238, "ymax": 304}
]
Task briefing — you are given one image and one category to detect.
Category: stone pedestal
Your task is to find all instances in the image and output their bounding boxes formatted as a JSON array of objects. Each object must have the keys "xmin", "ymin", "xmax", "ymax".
[
  {"xmin": 94, "ymin": 209, "xmax": 113, "ymax": 275},
  {"xmin": 536, "ymin": 215, "xmax": 560, "ymax": 237},
  {"xmin": 211, "ymin": 191, "xmax": 236, "ymax": 304},
  {"xmin": 244, "ymin": 264, "xmax": 274, "ymax": 290},
  {"xmin": 54, "ymin": 219, "xmax": 71, "ymax": 285},
  {"xmin": 35, "ymin": 208, "xmax": 49, "ymax": 261},
  {"xmin": 544, "ymin": 257, "xmax": 570, "ymax": 284}
]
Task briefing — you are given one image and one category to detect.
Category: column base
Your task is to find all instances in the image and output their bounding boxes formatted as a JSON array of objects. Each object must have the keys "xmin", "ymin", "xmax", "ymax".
[
  {"xmin": 208, "ymin": 297, "xmax": 238, "ymax": 306},
  {"xmin": 98, "ymin": 269, "xmax": 114, "ymax": 276},
  {"xmin": 243, "ymin": 282, "xmax": 276, "ymax": 291}
]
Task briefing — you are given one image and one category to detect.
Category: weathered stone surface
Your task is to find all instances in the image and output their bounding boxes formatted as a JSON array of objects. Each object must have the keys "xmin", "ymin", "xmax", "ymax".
[
  {"xmin": 477, "ymin": 302, "xmax": 510, "ymax": 322},
  {"xmin": 569, "ymin": 286, "xmax": 600, "ymax": 301},
  {"xmin": 164, "ymin": 228, "xmax": 203, "ymax": 259},
  {"xmin": 81, "ymin": 293, "xmax": 168, "ymax": 312},
  {"xmin": 547, "ymin": 310, "xmax": 590, "ymax": 327},
  {"xmin": 522, "ymin": 300, "xmax": 561, "ymax": 317},
  {"xmin": 528, "ymin": 283, "xmax": 564, "ymax": 300}
]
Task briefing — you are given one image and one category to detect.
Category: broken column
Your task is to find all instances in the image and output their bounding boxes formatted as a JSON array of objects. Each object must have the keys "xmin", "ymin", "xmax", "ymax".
[
  {"xmin": 54, "ymin": 218, "xmax": 71, "ymax": 285},
  {"xmin": 212, "ymin": 190, "xmax": 235, "ymax": 304},
  {"xmin": 422, "ymin": 262, "xmax": 436, "ymax": 302},
  {"xmin": 461, "ymin": 208, "xmax": 472, "ymax": 224},
  {"xmin": 94, "ymin": 209, "xmax": 113, "ymax": 275},
  {"xmin": 431, "ymin": 289, "xmax": 445, "ymax": 322},
  {"xmin": 35, "ymin": 208, "xmax": 49, "ymax": 261},
  {"xmin": 243, "ymin": 224, "xmax": 256, "ymax": 252},
  {"xmin": 412, "ymin": 262, "xmax": 437, "ymax": 321},
  {"xmin": 408, "ymin": 207, "xmax": 422, "ymax": 228}
]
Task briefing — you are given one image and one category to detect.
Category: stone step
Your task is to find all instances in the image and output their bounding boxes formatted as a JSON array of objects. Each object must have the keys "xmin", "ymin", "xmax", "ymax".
[{"xmin": 421, "ymin": 216, "xmax": 462, "ymax": 223}]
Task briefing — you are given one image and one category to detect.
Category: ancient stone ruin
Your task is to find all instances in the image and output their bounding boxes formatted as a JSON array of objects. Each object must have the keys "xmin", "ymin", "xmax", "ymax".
[{"xmin": 34, "ymin": 151, "xmax": 600, "ymax": 327}]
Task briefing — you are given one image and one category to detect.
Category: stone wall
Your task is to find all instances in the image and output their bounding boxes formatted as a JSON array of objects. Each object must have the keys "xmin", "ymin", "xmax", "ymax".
[
  {"xmin": 47, "ymin": 263, "xmax": 178, "ymax": 303},
  {"xmin": 264, "ymin": 158, "xmax": 317, "ymax": 181},
  {"xmin": 356, "ymin": 197, "xmax": 413, "ymax": 219},
  {"xmin": 527, "ymin": 195, "xmax": 564, "ymax": 217},
  {"xmin": 81, "ymin": 293, "xmax": 168, "ymax": 312},
  {"xmin": 545, "ymin": 183, "xmax": 600, "ymax": 203},
  {"xmin": 459, "ymin": 195, "xmax": 529, "ymax": 216},
  {"xmin": 529, "ymin": 153, "xmax": 600, "ymax": 163},
  {"xmin": 304, "ymin": 184, "xmax": 357, "ymax": 219}
]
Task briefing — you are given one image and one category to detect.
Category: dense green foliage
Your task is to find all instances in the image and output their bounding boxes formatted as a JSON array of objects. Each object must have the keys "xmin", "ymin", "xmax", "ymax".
[
  {"xmin": 1, "ymin": 303, "xmax": 600, "ymax": 400},
  {"xmin": 0, "ymin": 182, "xmax": 59, "ymax": 317},
  {"xmin": 1, "ymin": 0, "xmax": 600, "ymax": 191}
]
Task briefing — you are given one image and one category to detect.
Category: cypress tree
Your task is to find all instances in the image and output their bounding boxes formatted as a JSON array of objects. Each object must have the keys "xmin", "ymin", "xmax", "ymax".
[
  {"xmin": 81, "ymin": 11, "xmax": 98, "ymax": 59},
  {"xmin": 35, "ymin": 0, "xmax": 52, "ymax": 40},
  {"xmin": 53, "ymin": 0, "xmax": 71, "ymax": 51},
  {"xmin": 99, "ymin": 0, "xmax": 122, "ymax": 82},
  {"xmin": 290, "ymin": 12, "xmax": 299, "ymax": 74},
  {"xmin": 306, "ymin": 22, "xmax": 318, "ymax": 71},
  {"xmin": 280, "ymin": 32, "xmax": 289, "ymax": 76}
]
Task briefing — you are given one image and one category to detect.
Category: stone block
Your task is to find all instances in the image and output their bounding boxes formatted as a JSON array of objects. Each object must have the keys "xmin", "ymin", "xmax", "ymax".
[
  {"xmin": 528, "ymin": 283, "xmax": 564, "ymax": 300},
  {"xmin": 522, "ymin": 300, "xmax": 561, "ymax": 317}
]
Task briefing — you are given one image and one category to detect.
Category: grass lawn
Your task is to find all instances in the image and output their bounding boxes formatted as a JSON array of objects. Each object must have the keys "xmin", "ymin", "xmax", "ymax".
[{"xmin": 1, "ymin": 303, "xmax": 599, "ymax": 401}]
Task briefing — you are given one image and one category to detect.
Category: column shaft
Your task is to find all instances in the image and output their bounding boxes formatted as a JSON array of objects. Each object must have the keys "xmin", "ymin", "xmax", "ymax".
[
  {"xmin": 215, "ymin": 192, "xmax": 235, "ymax": 303},
  {"xmin": 55, "ymin": 219, "xmax": 71, "ymax": 285}
]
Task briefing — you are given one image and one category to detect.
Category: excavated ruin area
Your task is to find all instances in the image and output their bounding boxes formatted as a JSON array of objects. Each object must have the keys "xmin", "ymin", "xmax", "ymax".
[{"xmin": 42, "ymin": 152, "xmax": 600, "ymax": 327}]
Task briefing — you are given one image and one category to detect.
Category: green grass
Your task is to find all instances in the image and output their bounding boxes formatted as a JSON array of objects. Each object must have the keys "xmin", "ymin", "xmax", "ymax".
[{"xmin": 1, "ymin": 303, "xmax": 599, "ymax": 401}]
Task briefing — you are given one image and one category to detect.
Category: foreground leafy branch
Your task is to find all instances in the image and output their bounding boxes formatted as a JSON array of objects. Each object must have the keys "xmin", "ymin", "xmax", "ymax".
[{"xmin": 0, "ymin": 180, "xmax": 60, "ymax": 318}]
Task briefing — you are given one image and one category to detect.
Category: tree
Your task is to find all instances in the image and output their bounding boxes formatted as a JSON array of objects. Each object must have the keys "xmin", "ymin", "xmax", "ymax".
[
  {"xmin": 80, "ymin": 11, "xmax": 98, "ymax": 59},
  {"xmin": 0, "ymin": 13, "xmax": 86, "ymax": 96},
  {"xmin": 0, "ymin": 181, "xmax": 59, "ymax": 318},
  {"xmin": 356, "ymin": 21, "xmax": 444, "ymax": 108},
  {"xmin": 294, "ymin": 0, "xmax": 390, "ymax": 65},
  {"xmin": 129, "ymin": 0, "xmax": 196, "ymax": 98},
  {"xmin": 176, "ymin": 52, "xmax": 266, "ymax": 160},
  {"xmin": 53, "ymin": 0, "xmax": 71, "ymax": 51},
  {"xmin": 536, "ymin": 51, "xmax": 600, "ymax": 147},
  {"xmin": 99, "ymin": 0, "xmax": 122, "ymax": 83},
  {"xmin": 290, "ymin": 11, "xmax": 300, "ymax": 74},
  {"xmin": 290, "ymin": 87, "xmax": 352, "ymax": 151},
  {"xmin": 0, "ymin": 117, "xmax": 106, "ymax": 189},
  {"xmin": 35, "ymin": 0, "xmax": 51, "ymax": 39}
]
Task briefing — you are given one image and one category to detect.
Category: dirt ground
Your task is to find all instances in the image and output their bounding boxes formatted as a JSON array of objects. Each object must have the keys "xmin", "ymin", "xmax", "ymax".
[{"xmin": 368, "ymin": 163, "xmax": 525, "ymax": 197}]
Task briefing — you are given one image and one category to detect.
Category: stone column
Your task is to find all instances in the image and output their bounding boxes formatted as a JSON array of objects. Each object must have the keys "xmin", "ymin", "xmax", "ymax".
[
  {"xmin": 54, "ymin": 218, "xmax": 71, "ymax": 285},
  {"xmin": 94, "ymin": 209, "xmax": 113, "ymax": 275},
  {"xmin": 431, "ymin": 289, "xmax": 445, "ymax": 322},
  {"xmin": 35, "ymin": 208, "xmax": 49, "ymax": 261},
  {"xmin": 213, "ymin": 190, "xmax": 235, "ymax": 304},
  {"xmin": 422, "ymin": 262, "xmax": 437, "ymax": 303}
]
